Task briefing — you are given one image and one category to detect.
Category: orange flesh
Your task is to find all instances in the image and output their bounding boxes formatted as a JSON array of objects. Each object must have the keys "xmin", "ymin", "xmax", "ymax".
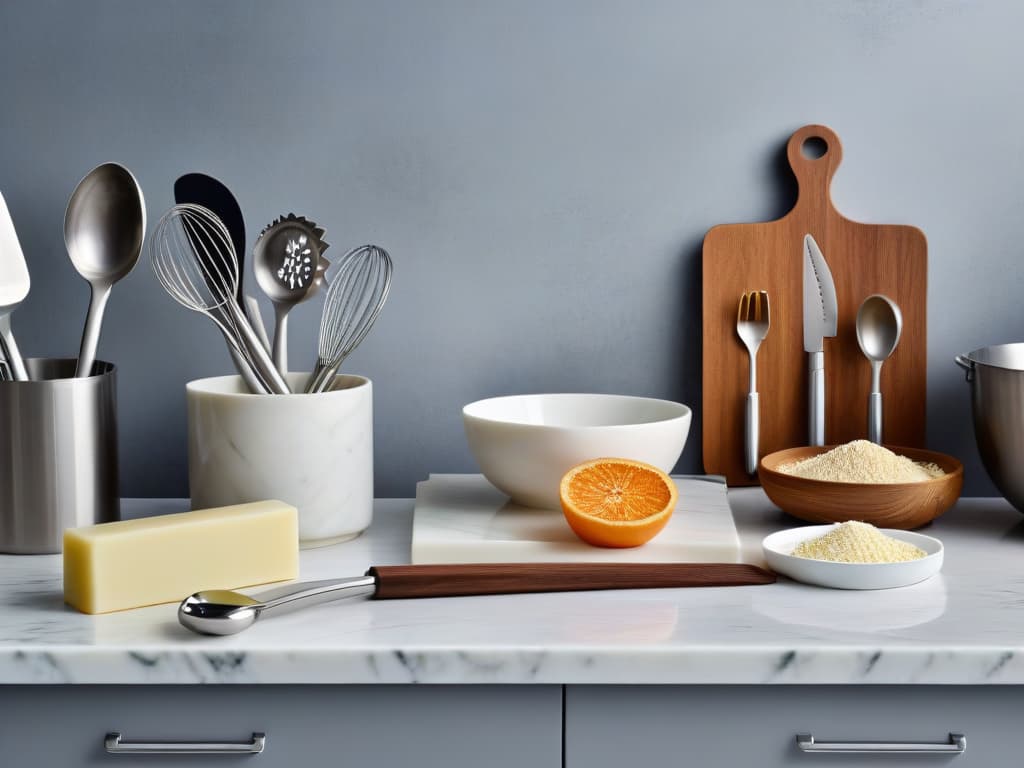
[
  {"xmin": 565, "ymin": 462, "xmax": 674, "ymax": 521},
  {"xmin": 559, "ymin": 458, "xmax": 678, "ymax": 548}
]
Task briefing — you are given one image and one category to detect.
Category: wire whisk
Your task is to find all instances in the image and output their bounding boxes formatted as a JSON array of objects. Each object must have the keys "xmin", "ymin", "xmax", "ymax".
[
  {"xmin": 305, "ymin": 244, "xmax": 392, "ymax": 394},
  {"xmin": 151, "ymin": 204, "xmax": 292, "ymax": 394}
]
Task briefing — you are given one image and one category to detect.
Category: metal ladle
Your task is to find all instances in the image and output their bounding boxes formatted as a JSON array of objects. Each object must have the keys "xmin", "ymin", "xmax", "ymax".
[
  {"xmin": 856, "ymin": 294, "xmax": 903, "ymax": 444},
  {"xmin": 65, "ymin": 163, "xmax": 146, "ymax": 377}
]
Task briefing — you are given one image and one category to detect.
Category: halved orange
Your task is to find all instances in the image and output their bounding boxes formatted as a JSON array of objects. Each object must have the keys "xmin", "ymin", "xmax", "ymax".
[{"xmin": 559, "ymin": 458, "xmax": 678, "ymax": 548}]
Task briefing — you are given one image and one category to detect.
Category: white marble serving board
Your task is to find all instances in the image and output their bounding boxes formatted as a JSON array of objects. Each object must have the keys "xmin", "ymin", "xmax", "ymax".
[{"xmin": 411, "ymin": 474, "xmax": 740, "ymax": 564}]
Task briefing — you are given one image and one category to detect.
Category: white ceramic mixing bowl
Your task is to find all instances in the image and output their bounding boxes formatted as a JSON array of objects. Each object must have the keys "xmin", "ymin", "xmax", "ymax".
[{"xmin": 462, "ymin": 393, "xmax": 691, "ymax": 509}]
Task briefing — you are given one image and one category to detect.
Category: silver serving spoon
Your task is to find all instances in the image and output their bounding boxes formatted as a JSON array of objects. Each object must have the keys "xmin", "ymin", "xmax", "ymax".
[
  {"xmin": 65, "ymin": 163, "xmax": 146, "ymax": 377},
  {"xmin": 856, "ymin": 294, "xmax": 903, "ymax": 444},
  {"xmin": 252, "ymin": 214, "xmax": 328, "ymax": 375},
  {"xmin": 180, "ymin": 577, "xmax": 377, "ymax": 635},
  {"xmin": 178, "ymin": 563, "xmax": 776, "ymax": 636}
]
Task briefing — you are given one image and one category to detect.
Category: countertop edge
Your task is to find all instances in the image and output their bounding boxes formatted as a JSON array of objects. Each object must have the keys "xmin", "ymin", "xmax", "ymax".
[{"xmin": 3, "ymin": 645, "xmax": 1023, "ymax": 685}]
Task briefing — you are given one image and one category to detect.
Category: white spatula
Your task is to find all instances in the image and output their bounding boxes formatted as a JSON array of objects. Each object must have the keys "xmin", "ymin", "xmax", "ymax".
[{"xmin": 0, "ymin": 192, "xmax": 30, "ymax": 380}]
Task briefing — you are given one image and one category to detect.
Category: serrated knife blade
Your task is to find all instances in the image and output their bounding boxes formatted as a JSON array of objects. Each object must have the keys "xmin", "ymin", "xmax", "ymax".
[
  {"xmin": 803, "ymin": 234, "xmax": 837, "ymax": 352},
  {"xmin": 803, "ymin": 234, "xmax": 837, "ymax": 445}
]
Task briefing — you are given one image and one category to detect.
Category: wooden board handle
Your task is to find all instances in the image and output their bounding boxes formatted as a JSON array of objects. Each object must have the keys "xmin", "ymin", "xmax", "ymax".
[
  {"xmin": 368, "ymin": 563, "xmax": 775, "ymax": 600},
  {"xmin": 786, "ymin": 124, "xmax": 843, "ymax": 211}
]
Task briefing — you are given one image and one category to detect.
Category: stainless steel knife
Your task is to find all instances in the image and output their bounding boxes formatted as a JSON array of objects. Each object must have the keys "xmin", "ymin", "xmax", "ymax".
[{"xmin": 803, "ymin": 234, "xmax": 838, "ymax": 446}]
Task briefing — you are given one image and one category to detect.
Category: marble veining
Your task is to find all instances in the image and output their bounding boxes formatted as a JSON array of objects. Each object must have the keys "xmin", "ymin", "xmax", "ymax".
[{"xmin": 3, "ymin": 492, "xmax": 1024, "ymax": 685}]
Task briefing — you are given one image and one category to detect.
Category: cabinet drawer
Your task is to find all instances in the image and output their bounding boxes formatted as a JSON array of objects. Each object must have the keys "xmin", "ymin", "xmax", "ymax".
[
  {"xmin": 1, "ymin": 685, "xmax": 561, "ymax": 768},
  {"xmin": 566, "ymin": 686, "xmax": 1022, "ymax": 767}
]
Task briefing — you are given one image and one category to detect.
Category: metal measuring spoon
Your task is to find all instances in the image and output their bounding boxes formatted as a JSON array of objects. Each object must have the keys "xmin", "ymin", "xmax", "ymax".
[
  {"xmin": 252, "ymin": 214, "xmax": 328, "ymax": 374},
  {"xmin": 65, "ymin": 163, "xmax": 146, "ymax": 377},
  {"xmin": 856, "ymin": 294, "xmax": 903, "ymax": 444}
]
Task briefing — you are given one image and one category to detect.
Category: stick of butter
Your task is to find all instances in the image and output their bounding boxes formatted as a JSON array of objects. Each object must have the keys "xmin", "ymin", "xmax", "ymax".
[{"xmin": 64, "ymin": 500, "xmax": 299, "ymax": 614}]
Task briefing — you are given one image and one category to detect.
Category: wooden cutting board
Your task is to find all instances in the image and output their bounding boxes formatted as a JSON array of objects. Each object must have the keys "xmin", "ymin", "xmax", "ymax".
[{"xmin": 702, "ymin": 125, "xmax": 927, "ymax": 487}]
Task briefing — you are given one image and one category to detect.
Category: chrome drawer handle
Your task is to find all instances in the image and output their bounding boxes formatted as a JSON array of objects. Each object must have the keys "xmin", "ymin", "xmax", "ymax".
[
  {"xmin": 797, "ymin": 733, "xmax": 965, "ymax": 756},
  {"xmin": 105, "ymin": 732, "xmax": 265, "ymax": 755}
]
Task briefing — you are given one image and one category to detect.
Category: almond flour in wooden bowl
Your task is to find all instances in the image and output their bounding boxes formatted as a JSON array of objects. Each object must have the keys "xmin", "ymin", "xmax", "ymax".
[
  {"xmin": 758, "ymin": 443, "xmax": 964, "ymax": 529},
  {"xmin": 777, "ymin": 440, "xmax": 945, "ymax": 484}
]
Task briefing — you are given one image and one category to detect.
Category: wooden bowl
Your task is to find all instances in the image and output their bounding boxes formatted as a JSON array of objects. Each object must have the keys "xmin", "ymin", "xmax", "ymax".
[{"xmin": 758, "ymin": 445, "xmax": 964, "ymax": 529}]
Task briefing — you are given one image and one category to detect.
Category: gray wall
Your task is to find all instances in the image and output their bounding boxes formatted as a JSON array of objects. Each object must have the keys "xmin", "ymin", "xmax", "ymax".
[{"xmin": 0, "ymin": 0, "xmax": 1014, "ymax": 498}]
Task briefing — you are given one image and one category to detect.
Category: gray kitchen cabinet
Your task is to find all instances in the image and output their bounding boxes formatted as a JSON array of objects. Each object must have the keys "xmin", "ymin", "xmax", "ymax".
[
  {"xmin": 565, "ymin": 686, "xmax": 1023, "ymax": 767},
  {"xmin": 0, "ymin": 685, "xmax": 561, "ymax": 767}
]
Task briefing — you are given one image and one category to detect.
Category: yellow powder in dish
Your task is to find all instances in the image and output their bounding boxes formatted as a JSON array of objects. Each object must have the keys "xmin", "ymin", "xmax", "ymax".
[
  {"xmin": 778, "ymin": 440, "xmax": 945, "ymax": 484},
  {"xmin": 792, "ymin": 521, "xmax": 926, "ymax": 563}
]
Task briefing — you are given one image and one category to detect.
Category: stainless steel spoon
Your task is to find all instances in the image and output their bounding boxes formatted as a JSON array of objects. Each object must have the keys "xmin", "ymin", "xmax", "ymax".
[
  {"xmin": 856, "ymin": 294, "xmax": 903, "ymax": 444},
  {"xmin": 65, "ymin": 163, "xmax": 146, "ymax": 377},
  {"xmin": 180, "ymin": 576, "xmax": 377, "ymax": 635},
  {"xmin": 178, "ymin": 563, "xmax": 776, "ymax": 636}
]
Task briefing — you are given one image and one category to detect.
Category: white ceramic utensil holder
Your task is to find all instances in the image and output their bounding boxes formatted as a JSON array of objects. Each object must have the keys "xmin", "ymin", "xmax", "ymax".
[{"xmin": 187, "ymin": 373, "xmax": 373, "ymax": 547}]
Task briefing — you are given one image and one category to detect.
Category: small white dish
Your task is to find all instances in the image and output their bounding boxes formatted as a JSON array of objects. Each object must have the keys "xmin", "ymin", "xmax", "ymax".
[{"xmin": 762, "ymin": 525, "xmax": 943, "ymax": 590}]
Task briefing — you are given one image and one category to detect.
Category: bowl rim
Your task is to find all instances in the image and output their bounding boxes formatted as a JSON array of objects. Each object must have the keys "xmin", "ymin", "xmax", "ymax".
[
  {"xmin": 462, "ymin": 392, "xmax": 691, "ymax": 430},
  {"xmin": 762, "ymin": 524, "xmax": 944, "ymax": 568},
  {"xmin": 758, "ymin": 444, "xmax": 964, "ymax": 488}
]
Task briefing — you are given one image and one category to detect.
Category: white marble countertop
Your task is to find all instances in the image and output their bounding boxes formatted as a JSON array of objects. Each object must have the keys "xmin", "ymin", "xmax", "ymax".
[{"xmin": 3, "ymin": 490, "xmax": 1024, "ymax": 685}]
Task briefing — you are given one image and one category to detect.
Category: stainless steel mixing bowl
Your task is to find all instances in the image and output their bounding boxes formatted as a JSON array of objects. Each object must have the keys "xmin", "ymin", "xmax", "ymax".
[{"xmin": 956, "ymin": 344, "xmax": 1024, "ymax": 512}]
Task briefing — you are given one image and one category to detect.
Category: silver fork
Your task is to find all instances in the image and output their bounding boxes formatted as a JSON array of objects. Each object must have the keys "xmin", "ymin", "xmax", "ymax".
[{"xmin": 736, "ymin": 291, "xmax": 770, "ymax": 475}]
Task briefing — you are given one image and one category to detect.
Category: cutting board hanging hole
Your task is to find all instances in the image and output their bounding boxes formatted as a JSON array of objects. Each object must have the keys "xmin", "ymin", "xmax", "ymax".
[
  {"xmin": 801, "ymin": 136, "xmax": 828, "ymax": 160},
  {"xmin": 786, "ymin": 125, "xmax": 843, "ymax": 209}
]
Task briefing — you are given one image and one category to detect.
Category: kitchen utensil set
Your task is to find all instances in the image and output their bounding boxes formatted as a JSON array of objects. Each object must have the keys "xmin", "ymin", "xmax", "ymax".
[
  {"xmin": 0, "ymin": 163, "xmax": 147, "ymax": 383},
  {"xmin": 151, "ymin": 204, "xmax": 290, "ymax": 394},
  {"xmin": 155, "ymin": 177, "xmax": 392, "ymax": 393},
  {"xmin": 703, "ymin": 124, "xmax": 928, "ymax": 485},
  {"xmin": 734, "ymin": 236, "xmax": 902, "ymax": 472}
]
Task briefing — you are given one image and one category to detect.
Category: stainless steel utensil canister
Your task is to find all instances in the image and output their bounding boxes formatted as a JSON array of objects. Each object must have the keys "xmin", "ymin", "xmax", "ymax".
[
  {"xmin": 0, "ymin": 358, "xmax": 118, "ymax": 553},
  {"xmin": 956, "ymin": 344, "xmax": 1024, "ymax": 514}
]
